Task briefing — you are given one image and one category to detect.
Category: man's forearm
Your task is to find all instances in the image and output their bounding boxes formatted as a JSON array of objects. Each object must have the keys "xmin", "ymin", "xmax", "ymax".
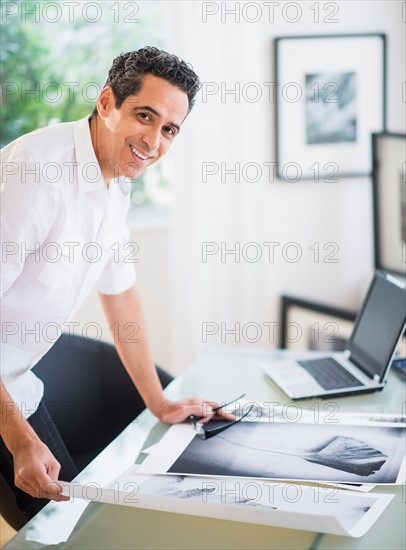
[
  {"xmin": 1, "ymin": 378, "xmax": 67, "ymax": 500},
  {"xmin": 99, "ymin": 286, "xmax": 166, "ymax": 415},
  {"xmin": 0, "ymin": 378, "xmax": 39, "ymax": 454}
]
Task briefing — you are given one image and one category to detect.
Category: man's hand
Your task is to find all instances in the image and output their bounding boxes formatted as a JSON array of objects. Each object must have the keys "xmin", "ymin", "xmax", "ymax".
[
  {"xmin": 153, "ymin": 397, "xmax": 236, "ymax": 424},
  {"xmin": 1, "ymin": 379, "xmax": 68, "ymax": 501},
  {"xmin": 12, "ymin": 440, "xmax": 68, "ymax": 501}
]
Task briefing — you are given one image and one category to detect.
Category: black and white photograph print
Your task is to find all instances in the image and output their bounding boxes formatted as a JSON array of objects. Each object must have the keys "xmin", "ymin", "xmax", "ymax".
[
  {"xmin": 167, "ymin": 422, "xmax": 405, "ymax": 484},
  {"xmin": 275, "ymin": 34, "xmax": 386, "ymax": 179},
  {"xmin": 139, "ymin": 474, "xmax": 276, "ymax": 510},
  {"xmin": 305, "ymin": 72, "xmax": 357, "ymax": 145},
  {"xmin": 137, "ymin": 474, "xmax": 383, "ymax": 534}
]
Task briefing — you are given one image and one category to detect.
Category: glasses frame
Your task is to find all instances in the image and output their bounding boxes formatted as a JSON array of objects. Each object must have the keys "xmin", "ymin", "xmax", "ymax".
[{"xmin": 190, "ymin": 395, "xmax": 253, "ymax": 440}]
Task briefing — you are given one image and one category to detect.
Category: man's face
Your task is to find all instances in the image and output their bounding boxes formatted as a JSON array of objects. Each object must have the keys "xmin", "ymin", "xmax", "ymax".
[{"xmin": 96, "ymin": 73, "xmax": 189, "ymax": 180}]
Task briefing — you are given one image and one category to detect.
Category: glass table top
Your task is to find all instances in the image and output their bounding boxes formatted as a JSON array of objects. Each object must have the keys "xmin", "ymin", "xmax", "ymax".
[{"xmin": 4, "ymin": 349, "xmax": 406, "ymax": 549}]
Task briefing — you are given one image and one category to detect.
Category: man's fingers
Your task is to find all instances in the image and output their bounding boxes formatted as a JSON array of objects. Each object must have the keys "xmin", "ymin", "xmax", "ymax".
[
  {"xmin": 47, "ymin": 461, "xmax": 61, "ymax": 484},
  {"xmin": 15, "ymin": 465, "xmax": 47, "ymax": 498},
  {"xmin": 43, "ymin": 483, "xmax": 69, "ymax": 501},
  {"xmin": 188, "ymin": 401, "xmax": 217, "ymax": 423},
  {"xmin": 43, "ymin": 459, "xmax": 69, "ymax": 500},
  {"xmin": 215, "ymin": 409, "xmax": 236, "ymax": 421},
  {"xmin": 196, "ymin": 401, "xmax": 237, "ymax": 423},
  {"xmin": 43, "ymin": 479, "xmax": 63, "ymax": 499},
  {"xmin": 160, "ymin": 398, "xmax": 240, "ymax": 424},
  {"xmin": 15, "ymin": 477, "xmax": 39, "ymax": 499},
  {"xmin": 186, "ymin": 400, "xmax": 238, "ymax": 423},
  {"xmin": 52, "ymin": 493, "xmax": 70, "ymax": 502},
  {"xmin": 42, "ymin": 467, "xmax": 70, "ymax": 501},
  {"xmin": 16, "ymin": 465, "xmax": 65, "ymax": 501}
]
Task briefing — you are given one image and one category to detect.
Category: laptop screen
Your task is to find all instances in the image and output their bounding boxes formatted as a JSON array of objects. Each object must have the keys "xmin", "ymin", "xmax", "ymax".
[{"xmin": 349, "ymin": 272, "xmax": 406, "ymax": 379}]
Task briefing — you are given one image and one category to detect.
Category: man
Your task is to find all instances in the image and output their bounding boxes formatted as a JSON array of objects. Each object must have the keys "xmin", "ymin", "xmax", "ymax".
[{"xmin": 0, "ymin": 47, "xmax": 231, "ymax": 525}]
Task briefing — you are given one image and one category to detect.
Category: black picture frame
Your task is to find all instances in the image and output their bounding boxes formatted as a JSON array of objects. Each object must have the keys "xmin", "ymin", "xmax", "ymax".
[
  {"xmin": 372, "ymin": 132, "xmax": 406, "ymax": 278},
  {"xmin": 275, "ymin": 34, "xmax": 387, "ymax": 181},
  {"xmin": 279, "ymin": 295, "xmax": 357, "ymax": 351}
]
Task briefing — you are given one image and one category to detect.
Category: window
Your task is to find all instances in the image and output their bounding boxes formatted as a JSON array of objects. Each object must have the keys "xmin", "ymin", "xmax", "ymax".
[{"xmin": 1, "ymin": 0, "xmax": 170, "ymax": 209}]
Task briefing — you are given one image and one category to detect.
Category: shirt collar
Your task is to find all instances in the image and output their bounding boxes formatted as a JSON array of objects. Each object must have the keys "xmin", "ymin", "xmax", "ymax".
[
  {"xmin": 73, "ymin": 116, "xmax": 132, "ymax": 197},
  {"xmin": 116, "ymin": 177, "xmax": 132, "ymax": 196},
  {"xmin": 73, "ymin": 115, "xmax": 108, "ymax": 194}
]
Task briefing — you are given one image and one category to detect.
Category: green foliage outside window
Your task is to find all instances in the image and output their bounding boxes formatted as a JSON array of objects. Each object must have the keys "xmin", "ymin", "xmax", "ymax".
[{"xmin": 1, "ymin": 0, "xmax": 171, "ymax": 209}]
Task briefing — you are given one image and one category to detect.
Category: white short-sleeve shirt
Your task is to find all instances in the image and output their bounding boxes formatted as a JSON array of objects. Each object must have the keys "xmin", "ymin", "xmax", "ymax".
[{"xmin": 1, "ymin": 116, "xmax": 136, "ymax": 417}]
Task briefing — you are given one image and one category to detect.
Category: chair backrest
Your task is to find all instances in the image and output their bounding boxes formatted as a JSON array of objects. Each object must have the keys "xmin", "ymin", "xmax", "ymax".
[{"xmin": 0, "ymin": 473, "xmax": 27, "ymax": 532}]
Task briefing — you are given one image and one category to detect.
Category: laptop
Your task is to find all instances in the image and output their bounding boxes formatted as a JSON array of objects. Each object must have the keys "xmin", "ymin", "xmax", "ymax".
[{"xmin": 263, "ymin": 271, "xmax": 406, "ymax": 400}]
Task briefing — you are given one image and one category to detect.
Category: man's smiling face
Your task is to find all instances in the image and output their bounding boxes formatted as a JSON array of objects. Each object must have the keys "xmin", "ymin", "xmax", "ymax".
[{"xmin": 94, "ymin": 73, "xmax": 189, "ymax": 181}]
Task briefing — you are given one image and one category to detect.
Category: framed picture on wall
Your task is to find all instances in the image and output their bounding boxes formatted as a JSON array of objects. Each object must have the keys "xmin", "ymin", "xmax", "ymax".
[
  {"xmin": 275, "ymin": 34, "xmax": 386, "ymax": 181},
  {"xmin": 372, "ymin": 132, "xmax": 406, "ymax": 278},
  {"xmin": 279, "ymin": 296, "xmax": 357, "ymax": 351}
]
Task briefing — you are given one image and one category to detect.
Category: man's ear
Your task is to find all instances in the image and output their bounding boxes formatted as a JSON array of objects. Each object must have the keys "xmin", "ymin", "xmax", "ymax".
[{"xmin": 97, "ymin": 86, "xmax": 116, "ymax": 119}]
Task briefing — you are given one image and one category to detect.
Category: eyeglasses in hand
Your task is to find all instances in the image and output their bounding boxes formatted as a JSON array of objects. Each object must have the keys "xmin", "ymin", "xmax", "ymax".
[{"xmin": 190, "ymin": 394, "xmax": 254, "ymax": 440}]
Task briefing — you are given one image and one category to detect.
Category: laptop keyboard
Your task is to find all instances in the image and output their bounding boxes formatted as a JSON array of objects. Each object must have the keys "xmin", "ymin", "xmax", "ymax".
[{"xmin": 298, "ymin": 357, "xmax": 364, "ymax": 391}]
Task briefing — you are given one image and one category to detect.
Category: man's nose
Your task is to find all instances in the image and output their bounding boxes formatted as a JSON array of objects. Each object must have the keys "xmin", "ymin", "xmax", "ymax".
[{"xmin": 142, "ymin": 126, "xmax": 160, "ymax": 153}]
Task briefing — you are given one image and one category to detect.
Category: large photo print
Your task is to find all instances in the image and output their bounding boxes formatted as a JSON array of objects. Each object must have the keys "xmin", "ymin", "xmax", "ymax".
[{"xmin": 166, "ymin": 421, "xmax": 405, "ymax": 484}]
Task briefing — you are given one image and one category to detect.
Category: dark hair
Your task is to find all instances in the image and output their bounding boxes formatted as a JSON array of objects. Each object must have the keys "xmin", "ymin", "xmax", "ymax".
[{"xmin": 92, "ymin": 46, "xmax": 200, "ymax": 117}]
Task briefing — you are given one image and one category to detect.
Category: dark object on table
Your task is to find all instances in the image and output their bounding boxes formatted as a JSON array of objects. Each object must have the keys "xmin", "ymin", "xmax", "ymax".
[{"xmin": 391, "ymin": 357, "xmax": 406, "ymax": 380}]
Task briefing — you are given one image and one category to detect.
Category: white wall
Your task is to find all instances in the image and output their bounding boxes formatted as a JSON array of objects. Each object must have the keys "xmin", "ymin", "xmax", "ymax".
[{"xmin": 72, "ymin": 1, "xmax": 405, "ymax": 376}]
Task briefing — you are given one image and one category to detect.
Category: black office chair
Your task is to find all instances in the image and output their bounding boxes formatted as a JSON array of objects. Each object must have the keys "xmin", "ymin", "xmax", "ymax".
[
  {"xmin": 0, "ymin": 477, "xmax": 27, "ymax": 533},
  {"xmin": 0, "ymin": 334, "xmax": 173, "ymax": 531}
]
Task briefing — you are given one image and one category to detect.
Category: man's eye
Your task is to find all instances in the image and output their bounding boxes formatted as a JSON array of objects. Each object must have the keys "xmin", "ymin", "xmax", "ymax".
[
  {"xmin": 163, "ymin": 126, "xmax": 175, "ymax": 136},
  {"xmin": 138, "ymin": 112, "xmax": 151, "ymax": 121}
]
